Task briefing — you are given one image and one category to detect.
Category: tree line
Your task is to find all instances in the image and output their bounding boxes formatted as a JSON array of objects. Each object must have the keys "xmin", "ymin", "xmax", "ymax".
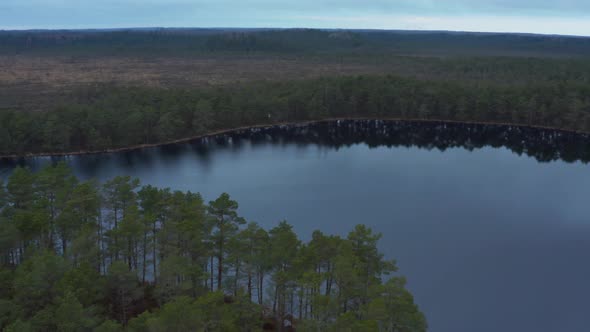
[
  {"xmin": 2, "ymin": 28, "xmax": 590, "ymax": 57},
  {"xmin": 0, "ymin": 163, "xmax": 426, "ymax": 331},
  {"xmin": 1, "ymin": 74, "xmax": 590, "ymax": 157},
  {"xmin": 208, "ymin": 120, "xmax": 590, "ymax": 164}
]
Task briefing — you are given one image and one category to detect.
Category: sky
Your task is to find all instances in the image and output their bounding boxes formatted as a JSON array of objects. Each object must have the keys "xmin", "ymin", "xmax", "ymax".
[{"xmin": 1, "ymin": 0, "xmax": 590, "ymax": 36}]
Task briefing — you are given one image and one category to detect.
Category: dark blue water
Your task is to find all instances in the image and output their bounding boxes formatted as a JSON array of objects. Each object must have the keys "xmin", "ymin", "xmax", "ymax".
[{"xmin": 2, "ymin": 120, "xmax": 590, "ymax": 332}]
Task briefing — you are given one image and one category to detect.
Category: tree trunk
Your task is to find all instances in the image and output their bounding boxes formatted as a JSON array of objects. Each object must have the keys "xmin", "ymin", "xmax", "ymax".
[
  {"xmin": 152, "ymin": 218, "xmax": 157, "ymax": 284},
  {"xmin": 273, "ymin": 284, "xmax": 278, "ymax": 313},
  {"xmin": 49, "ymin": 194, "xmax": 55, "ymax": 251},
  {"xmin": 142, "ymin": 230, "xmax": 147, "ymax": 283},
  {"xmin": 247, "ymin": 271, "xmax": 252, "ymax": 301},
  {"xmin": 258, "ymin": 271, "xmax": 264, "ymax": 305},
  {"xmin": 325, "ymin": 263, "xmax": 332, "ymax": 295},
  {"xmin": 61, "ymin": 236, "xmax": 67, "ymax": 258},
  {"xmin": 234, "ymin": 258, "xmax": 240, "ymax": 296},
  {"xmin": 217, "ymin": 216, "xmax": 224, "ymax": 291},
  {"xmin": 210, "ymin": 256, "xmax": 214, "ymax": 292},
  {"xmin": 97, "ymin": 212, "xmax": 103, "ymax": 274},
  {"xmin": 299, "ymin": 289, "xmax": 303, "ymax": 321},
  {"xmin": 128, "ymin": 240, "xmax": 133, "ymax": 270},
  {"xmin": 217, "ymin": 252, "xmax": 223, "ymax": 291},
  {"xmin": 114, "ymin": 207, "xmax": 119, "ymax": 261}
]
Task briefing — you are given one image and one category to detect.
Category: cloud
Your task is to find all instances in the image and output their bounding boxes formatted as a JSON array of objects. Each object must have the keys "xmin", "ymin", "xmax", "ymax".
[
  {"xmin": 4, "ymin": 0, "xmax": 590, "ymax": 14},
  {"xmin": 1, "ymin": 0, "xmax": 589, "ymax": 35},
  {"xmin": 296, "ymin": 14, "xmax": 590, "ymax": 36}
]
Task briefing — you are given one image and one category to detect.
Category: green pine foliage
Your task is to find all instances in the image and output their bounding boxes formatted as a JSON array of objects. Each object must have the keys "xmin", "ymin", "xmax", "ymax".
[
  {"xmin": 1, "ymin": 74, "xmax": 590, "ymax": 156},
  {"xmin": 0, "ymin": 163, "xmax": 426, "ymax": 331}
]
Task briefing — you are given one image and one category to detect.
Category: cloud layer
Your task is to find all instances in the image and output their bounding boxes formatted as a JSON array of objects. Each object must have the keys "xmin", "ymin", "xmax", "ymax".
[{"xmin": 2, "ymin": 0, "xmax": 589, "ymax": 36}]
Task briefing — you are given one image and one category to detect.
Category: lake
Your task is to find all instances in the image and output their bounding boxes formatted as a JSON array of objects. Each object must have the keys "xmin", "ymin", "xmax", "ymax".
[{"xmin": 2, "ymin": 120, "xmax": 590, "ymax": 332}]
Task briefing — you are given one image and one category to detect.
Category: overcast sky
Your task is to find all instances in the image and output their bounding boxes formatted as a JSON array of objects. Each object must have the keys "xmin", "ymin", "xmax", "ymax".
[{"xmin": 2, "ymin": 0, "xmax": 589, "ymax": 36}]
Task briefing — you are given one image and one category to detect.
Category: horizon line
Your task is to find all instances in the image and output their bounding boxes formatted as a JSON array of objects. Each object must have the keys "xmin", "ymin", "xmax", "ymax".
[{"xmin": 1, "ymin": 26, "xmax": 589, "ymax": 39}]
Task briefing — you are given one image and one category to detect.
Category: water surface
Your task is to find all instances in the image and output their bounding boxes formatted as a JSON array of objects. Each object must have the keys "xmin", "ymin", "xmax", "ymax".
[{"xmin": 2, "ymin": 120, "xmax": 590, "ymax": 332}]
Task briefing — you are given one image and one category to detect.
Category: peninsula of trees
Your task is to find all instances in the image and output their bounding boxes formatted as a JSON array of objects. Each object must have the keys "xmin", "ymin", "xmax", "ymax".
[{"xmin": 0, "ymin": 163, "xmax": 426, "ymax": 331}]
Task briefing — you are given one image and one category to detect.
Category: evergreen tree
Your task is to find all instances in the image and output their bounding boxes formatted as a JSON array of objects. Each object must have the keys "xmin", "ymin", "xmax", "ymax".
[
  {"xmin": 0, "ymin": 166, "xmax": 426, "ymax": 331},
  {"xmin": 208, "ymin": 193, "xmax": 245, "ymax": 291}
]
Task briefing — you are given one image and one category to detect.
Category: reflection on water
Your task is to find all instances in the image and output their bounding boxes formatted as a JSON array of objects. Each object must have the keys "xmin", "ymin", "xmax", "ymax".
[
  {"xmin": 3, "ymin": 120, "xmax": 590, "ymax": 175},
  {"xmin": 2, "ymin": 120, "xmax": 590, "ymax": 332}
]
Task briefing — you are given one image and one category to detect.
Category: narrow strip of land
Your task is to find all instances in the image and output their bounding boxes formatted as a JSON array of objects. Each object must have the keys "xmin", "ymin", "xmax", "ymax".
[{"xmin": 2, "ymin": 117, "xmax": 589, "ymax": 159}]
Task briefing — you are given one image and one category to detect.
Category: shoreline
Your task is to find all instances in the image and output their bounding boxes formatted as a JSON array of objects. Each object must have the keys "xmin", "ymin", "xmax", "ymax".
[{"xmin": 2, "ymin": 117, "xmax": 589, "ymax": 160}]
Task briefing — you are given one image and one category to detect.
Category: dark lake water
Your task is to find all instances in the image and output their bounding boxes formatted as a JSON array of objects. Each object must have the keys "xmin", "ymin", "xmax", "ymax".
[{"xmin": 2, "ymin": 120, "xmax": 590, "ymax": 332}]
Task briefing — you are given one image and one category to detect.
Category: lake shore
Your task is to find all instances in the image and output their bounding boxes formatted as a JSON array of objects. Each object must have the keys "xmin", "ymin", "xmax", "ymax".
[{"xmin": 2, "ymin": 117, "xmax": 589, "ymax": 160}]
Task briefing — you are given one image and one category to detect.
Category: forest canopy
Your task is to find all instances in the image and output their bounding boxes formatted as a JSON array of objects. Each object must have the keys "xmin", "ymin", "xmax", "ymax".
[
  {"xmin": 1, "ymin": 29, "xmax": 590, "ymax": 157},
  {"xmin": 0, "ymin": 163, "xmax": 426, "ymax": 331},
  {"xmin": 2, "ymin": 28, "xmax": 590, "ymax": 57},
  {"xmin": 1, "ymin": 74, "xmax": 589, "ymax": 157}
]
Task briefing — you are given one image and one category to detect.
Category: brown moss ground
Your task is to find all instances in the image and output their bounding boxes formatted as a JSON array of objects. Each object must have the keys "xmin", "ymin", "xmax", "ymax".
[{"xmin": 0, "ymin": 55, "xmax": 396, "ymax": 111}]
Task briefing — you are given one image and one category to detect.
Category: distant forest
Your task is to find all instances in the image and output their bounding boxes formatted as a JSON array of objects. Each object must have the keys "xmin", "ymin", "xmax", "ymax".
[
  {"xmin": 1, "ymin": 75, "xmax": 589, "ymax": 156},
  {"xmin": 2, "ymin": 28, "xmax": 590, "ymax": 57},
  {"xmin": 0, "ymin": 28, "xmax": 589, "ymax": 156}
]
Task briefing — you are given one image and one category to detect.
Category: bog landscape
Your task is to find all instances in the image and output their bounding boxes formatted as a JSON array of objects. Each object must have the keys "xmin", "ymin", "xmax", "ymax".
[{"xmin": 1, "ymin": 24, "xmax": 590, "ymax": 332}]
